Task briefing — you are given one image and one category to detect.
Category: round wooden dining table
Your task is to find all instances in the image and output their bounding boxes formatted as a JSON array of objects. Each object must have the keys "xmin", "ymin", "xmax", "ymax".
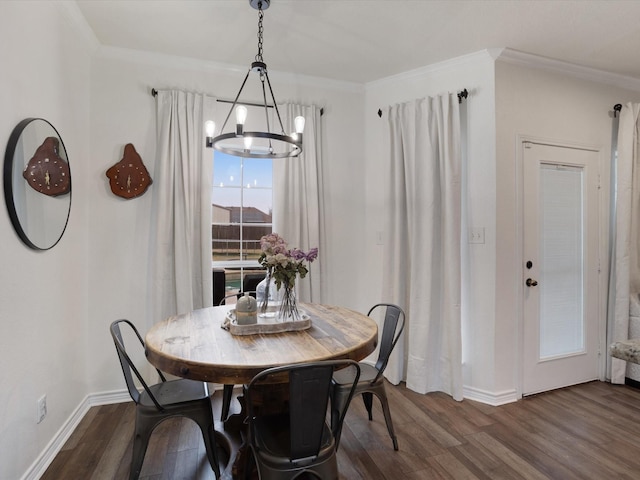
[
  {"xmin": 144, "ymin": 302, "xmax": 378, "ymax": 479},
  {"xmin": 144, "ymin": 302, "xmax": 379, "ymax": 385}
]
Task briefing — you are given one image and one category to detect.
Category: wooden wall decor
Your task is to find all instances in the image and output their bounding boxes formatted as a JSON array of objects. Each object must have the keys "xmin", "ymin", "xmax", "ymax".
[
  {"xmin": 23, "ymin": 137, "xmax": 70, "ymax": 196},
  {"xmin": 106, "ymin": 143, "xmax": 152, "ymax": 199}
]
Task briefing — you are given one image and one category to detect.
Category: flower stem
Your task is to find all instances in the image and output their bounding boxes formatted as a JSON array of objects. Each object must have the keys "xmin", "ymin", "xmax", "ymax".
[{"xmin": 279, "ymin": 282, "xmax": 299, "ymax": 321}]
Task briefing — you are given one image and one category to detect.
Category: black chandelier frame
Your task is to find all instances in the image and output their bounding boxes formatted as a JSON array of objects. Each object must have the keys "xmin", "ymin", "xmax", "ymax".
[{"xmin": 208, "ymin": 0, "xmax": 303, "ymax": 159}]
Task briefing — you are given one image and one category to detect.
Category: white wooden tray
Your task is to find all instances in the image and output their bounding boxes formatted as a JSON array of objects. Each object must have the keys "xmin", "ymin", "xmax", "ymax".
[{"xmin": 221, "ymin": 309, "xmax": 311, "ymax": 336}]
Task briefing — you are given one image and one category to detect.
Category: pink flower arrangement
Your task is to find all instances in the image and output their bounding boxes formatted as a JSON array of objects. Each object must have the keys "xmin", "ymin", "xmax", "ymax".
[{"xmin": 258, "ymin": 233, "xmax": 318, "ymax": 290}]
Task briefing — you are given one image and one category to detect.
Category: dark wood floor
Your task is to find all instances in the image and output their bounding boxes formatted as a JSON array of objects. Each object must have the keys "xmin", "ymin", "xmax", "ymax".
[{"xmin": 41, "ymin": 380, "xmax": 640, "ymax": 479}]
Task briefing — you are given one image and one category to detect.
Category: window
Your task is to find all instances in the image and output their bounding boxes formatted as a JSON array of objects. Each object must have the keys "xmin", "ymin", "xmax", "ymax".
[{"xmin": 212, "ymin": 151, "xmax": 272, "ymax": 296}]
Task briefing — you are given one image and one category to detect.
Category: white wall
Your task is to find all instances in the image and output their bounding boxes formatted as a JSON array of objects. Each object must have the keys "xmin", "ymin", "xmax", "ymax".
[
  {"xmin": 494, "ymin": 54, "xmax": 640, "ymax": 397},
  {"xmin": 363, "ymin": 51, "xmax": 498, "ymax": 397},
  {"xmin": 0, "ymin": 3, "xmax": 93, "ymax": 479},
  {"xmin": 86, "ymin": 48, "xmax": 366, "ymax": 393},
  {"xmin": 364, "ymin": 49, "xmax": 640, "ymax": 404}
]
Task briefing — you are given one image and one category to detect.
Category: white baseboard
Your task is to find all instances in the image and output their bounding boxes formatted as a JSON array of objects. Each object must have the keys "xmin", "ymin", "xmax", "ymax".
[
  {"xmin": 463, "ymin": 385, "xmax": 519, "ymax": 406},
  {"xmin": 21, "ymin": 389, "xmax": 130, "ymax": 480}
]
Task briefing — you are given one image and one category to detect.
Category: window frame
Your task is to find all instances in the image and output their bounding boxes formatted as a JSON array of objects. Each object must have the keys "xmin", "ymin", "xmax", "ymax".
[{"xmin": 211, "ymin": 151, "xmax": 273, "ymax": 294}]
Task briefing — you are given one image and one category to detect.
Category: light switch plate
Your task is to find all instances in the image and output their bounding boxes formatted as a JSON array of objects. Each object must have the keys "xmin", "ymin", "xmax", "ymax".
[{"xmin": 469, "ymin": 227, "xmax": 485, "ymax": 244}]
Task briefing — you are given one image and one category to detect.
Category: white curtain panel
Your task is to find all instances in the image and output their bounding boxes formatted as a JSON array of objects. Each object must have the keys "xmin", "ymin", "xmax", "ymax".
[
  {"xmin": 273, "ymin": 103, "xmax": 325, "ymax": 303},
  {"xmin": 382, "ymin": 94, "xmax": 463, "ymax": 401},
  {"xmin": 150, "ymin": 90, "xmax": 215, "ymax": 326},
  {"xmin": 610, "ymin": 103, "xmax": 640, "ymax": 383}
]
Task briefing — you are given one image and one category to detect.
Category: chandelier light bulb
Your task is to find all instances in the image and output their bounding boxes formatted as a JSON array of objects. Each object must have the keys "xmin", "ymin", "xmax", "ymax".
[
  {"xmin": 244, "ymin": 136, "xmax": 253, "ymax": 151},
  {"xmin": 236, "ymin": 105, "xmax": 248, "ymax": 126},
  {"xmin": 294, "ymin": 116, "xmax": 305, "ymax": 134},
  {"xmin": 205, "ymin": 120, "xmax": 215, "ymax": 137}
]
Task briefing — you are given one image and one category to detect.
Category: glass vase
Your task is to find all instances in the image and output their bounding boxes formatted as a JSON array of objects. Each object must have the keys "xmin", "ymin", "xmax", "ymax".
[
  {"xmin": 279, "ymin": 282, "xmax": 299, "ymax": 321},
  {"xmin": 256, "ymin": 274, "xmax": 284, "ymax": 318}
]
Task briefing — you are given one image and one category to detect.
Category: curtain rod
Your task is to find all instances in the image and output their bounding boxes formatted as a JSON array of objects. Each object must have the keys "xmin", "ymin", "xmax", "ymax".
[
  {"xmin": 377, "ymin": 88, "xmax": 468, "ymax": 118},
  {"xmin": 151, "ymin": 88, "xmax": 324, "ymax": 116},
  {"xmin": 613, "ymin": 104, "xmax": 622, "ymax": 118}
]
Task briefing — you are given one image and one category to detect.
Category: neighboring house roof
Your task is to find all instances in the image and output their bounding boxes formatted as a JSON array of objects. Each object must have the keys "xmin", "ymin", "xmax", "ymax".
[
  {"xmin": 212, "ymin": 204, "xmax": 272, "ymax": 223},
  {"xmin": 212, "ymin": 203, "xmax": 231, "ymax": 211},
  {"xmin": 228, "ymin": 206, "xmax": 272, "ymax": 223}
]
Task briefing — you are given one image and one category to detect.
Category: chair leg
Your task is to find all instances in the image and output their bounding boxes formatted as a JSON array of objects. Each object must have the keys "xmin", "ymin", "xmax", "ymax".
[
  {"xmin": 362, "ymin": 392, "xmax": 374, "ymax": 421},
  {"xmin": 221, "ymin": 384, "xmax": 234, "ymax": 421},
  {"xmin": 377, "ymin": 389, "xmax": 399, "ymax": 451},
  {"xmin": 197, "ymin": 421, "xmax": 221, "ymax": 479},
  {"xmin": 130, "ymin": 422, "xmax": 153, "ymax": 480},
  {"xmin": 244, "ymin": 446, "xmax": 256, "ymax": 480}
]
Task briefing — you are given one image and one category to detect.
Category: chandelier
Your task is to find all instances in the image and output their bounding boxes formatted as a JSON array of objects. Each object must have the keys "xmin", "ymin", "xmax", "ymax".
[{"xmin": 205, "ymin": 0, "xmax": 304, "ymax": 159}]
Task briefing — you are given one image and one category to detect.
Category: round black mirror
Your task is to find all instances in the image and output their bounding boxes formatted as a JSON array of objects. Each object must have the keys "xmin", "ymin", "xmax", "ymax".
[{"xmin": 3, "ymin": 118, "xmax": 72, "ymax": 250}]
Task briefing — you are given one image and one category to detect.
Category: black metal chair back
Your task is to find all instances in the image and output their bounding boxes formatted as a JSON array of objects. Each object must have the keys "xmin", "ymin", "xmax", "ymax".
[
  {"xmin": 371, "ymin": 303, "xmax": 405, "ymax": 382},
  {"xmin": 110, "ymin": 319, "xmax": 166, "ymax": 409},
  {"xmin": 243, "ymin": 273, "xmax": 266, "ymax": 292},
  {"xmin": 245, "ymin": 360, "xmax": 360, "ymax": 479}
]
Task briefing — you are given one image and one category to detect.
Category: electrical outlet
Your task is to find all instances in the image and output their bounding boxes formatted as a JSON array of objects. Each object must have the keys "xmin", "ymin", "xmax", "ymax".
[{"xmin": 37, "ymin": 395, "xmax": 47, "ymax": 424}]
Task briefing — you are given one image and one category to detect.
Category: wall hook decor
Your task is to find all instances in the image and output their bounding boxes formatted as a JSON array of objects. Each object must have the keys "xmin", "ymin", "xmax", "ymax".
[{"xmin": 106, "ymin": 144, "xmax": 152, "ymax": 199}]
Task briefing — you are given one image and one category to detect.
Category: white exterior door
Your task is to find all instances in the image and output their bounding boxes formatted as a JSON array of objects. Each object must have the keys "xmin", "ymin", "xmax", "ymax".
[{"xmin": 522, "ymin": 141, "xmax": 600, "ymax": 395}]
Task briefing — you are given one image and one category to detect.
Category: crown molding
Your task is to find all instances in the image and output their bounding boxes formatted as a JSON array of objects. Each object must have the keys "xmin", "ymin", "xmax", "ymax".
[
  {"xmin": 366, "ymin": 46, "xmax": 640, "ymax": 93},
  {"xmin": 96, "ymin": 45, "xmax": 364, "ymax": 94},
  {"xmin": 496, "ymin": 48, "xmax": 640, "ymax": 92},
  {"xmin": 366, "ymin": 49, "xmax": 496, "ymax": 89}
]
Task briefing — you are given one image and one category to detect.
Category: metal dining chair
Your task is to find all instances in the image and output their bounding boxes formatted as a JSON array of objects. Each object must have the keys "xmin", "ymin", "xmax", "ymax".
[
  {"xmin": 110, "ymin": 319, "xmax": 221, "ymax": 479},
  {"xmin": 244, "ymin": 360, "xmax": 360, "ymax": 480},
  {"xmin": 330, "ymin": 303, "xmax": 405, "ymax": 451}
]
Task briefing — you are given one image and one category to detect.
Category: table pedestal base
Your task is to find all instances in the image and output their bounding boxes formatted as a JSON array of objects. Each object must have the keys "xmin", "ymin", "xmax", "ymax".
[{"xmin": 215, "ymin": 384, "xmax": 290, "ymax": 479}]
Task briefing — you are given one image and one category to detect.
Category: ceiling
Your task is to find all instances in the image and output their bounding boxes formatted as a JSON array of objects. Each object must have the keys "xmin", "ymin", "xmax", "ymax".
[{"xmin": 75, "ymin": 0, "xmax": 640, "ymax": 85}]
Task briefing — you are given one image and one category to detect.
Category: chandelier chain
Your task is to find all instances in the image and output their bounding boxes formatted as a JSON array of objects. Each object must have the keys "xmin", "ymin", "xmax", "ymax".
[
  {"xmin": 256, "ymin": 6, "xmax": 264, "ymax": 63},
  {"xmin": 207, "ymin": 0, "xmax": 302, "ymax": 158}
]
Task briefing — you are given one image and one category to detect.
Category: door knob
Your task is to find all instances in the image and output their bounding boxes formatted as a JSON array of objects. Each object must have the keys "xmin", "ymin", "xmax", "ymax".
[{"xmin": 526, "ymin": 278, "xmax": 538, "ymax": 287}]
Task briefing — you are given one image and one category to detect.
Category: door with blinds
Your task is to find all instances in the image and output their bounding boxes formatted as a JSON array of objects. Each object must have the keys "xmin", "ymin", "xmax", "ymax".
[{"xmin": 522, "ymin": 141, "xmax": 600, "ymax": 395}]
